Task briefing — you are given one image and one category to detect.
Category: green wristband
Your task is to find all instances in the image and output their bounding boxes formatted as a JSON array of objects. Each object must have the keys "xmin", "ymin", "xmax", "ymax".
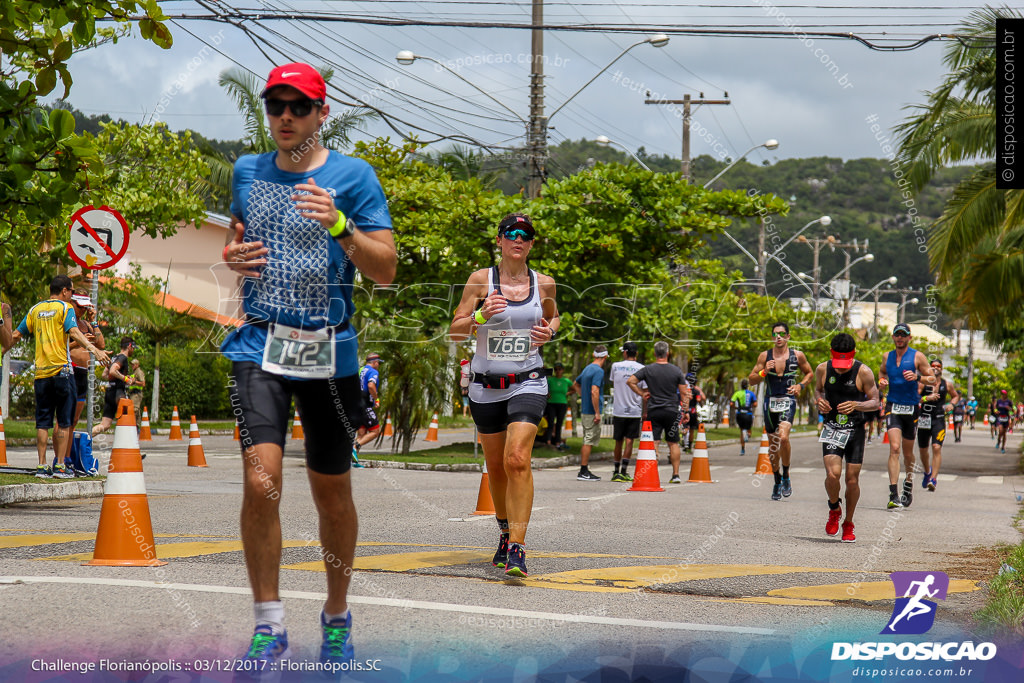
[
  {"xmin": 328, "ymin": 212, "xmax": 354, "ymax": 238},
  {"xmin": 474, "ymin": 309, "xmax": 487, "ymax": 325}
]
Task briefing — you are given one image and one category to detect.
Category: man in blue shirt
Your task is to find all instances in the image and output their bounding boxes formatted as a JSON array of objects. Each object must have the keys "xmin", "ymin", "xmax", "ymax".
[
  {"xmin": 573, "ymin": 345, "xmax": 607, "ymax": 481},
  {"xmin": 220, "ymin": 62, "xmax": 397, "ymax": 672},
  {"xmin": 354, "ymin": 352, "xmax": 382, "ymax": 461}
]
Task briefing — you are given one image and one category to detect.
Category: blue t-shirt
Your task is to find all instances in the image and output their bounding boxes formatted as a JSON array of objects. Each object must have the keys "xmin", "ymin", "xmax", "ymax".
[
  {"xmin": 359, "ymin": 365, "xmax": 379, "ymax": 396},
  {"xmin": 575, "ymin": 363, "xmax": 606, "ymax": 415},
  {"xmin": 221, "ymin": 151, "xmax": 392, "ymax": 378}
]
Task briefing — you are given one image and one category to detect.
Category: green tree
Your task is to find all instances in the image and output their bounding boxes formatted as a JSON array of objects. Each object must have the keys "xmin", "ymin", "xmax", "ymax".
[
  {"xmin": 0, "ymin": 1, "xmax": 172, "ymax": 234},
  {"xmin": 895, "ymin": 6, "xmax": 1024, "ymax": 338}
]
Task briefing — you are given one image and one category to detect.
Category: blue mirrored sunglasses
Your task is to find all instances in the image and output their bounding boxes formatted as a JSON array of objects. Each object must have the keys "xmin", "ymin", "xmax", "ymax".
[{"xmin": 501, "ymin": 228, "xmax": 534, "ymax": 242}]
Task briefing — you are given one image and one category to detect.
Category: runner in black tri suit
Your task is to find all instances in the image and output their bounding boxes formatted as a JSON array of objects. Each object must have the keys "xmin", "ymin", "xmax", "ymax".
[
  {"xmin": 917, "ymin": 359, "xmax": 959, "ymax": 492},
  {"xmin": 813, "ymin": 333, "xmax": 880, "ymax": 544},
  {"xmin": 748, "ymin": 322, "xmax": 814, "ymax": 502}
]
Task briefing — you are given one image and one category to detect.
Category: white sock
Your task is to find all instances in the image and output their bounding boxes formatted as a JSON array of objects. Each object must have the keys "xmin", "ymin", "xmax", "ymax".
[
  {"xmin": 322, "ymin": 608, "xmax": 350, "ymax": 624},
  {"xmin": 254, "ymin": 601, "xmax": 285, "ymax": 633}
]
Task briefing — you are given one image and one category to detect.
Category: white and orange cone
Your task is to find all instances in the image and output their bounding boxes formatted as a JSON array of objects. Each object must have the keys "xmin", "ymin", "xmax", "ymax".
[
  {"xmin": 86, "ymin": 399, "xmax": 166, "ymax": 567},
  {"xmin": 754, "ymin": 428, "xmax": 773, "ymax": 475},
  {"xmin": 187, "ymin": 416, "xmax": 208, "ymax": 468},
  {"xmin": 291, "ymin": 409, "xmax": 304, "ymax": 440},
  {"xmin": 138, "ymin": 407, "xmax": 152, "ymax": 441},
  {"xmin": 233, "ymin": 423, "xmax": 240, "ymax": 441},
  {"xmin": 628, "ymin": 421, "xmax": 664, "ymax": 492},
  {"xmin": 473, "ymin": 459, "xmax": 496, "ymax": 515},
  {"xmin": 168, "ymin": 406, "xmax": 183, "ymax": 440},
  {"xmin": 0, "ymin": 407, "xmax": 7, "ymax": 466},
  {"xmin": 564, "ymin": 409, "xmax": 574, "ymax": 437},
  {"xmin": 383, "ymin": 414, "xmax": 393, "ymax": 437},
  {"xmin": 687, "ymin": 423, "xmax": 713, "ymax": 483},
  {"xmin": 722, "ymin": 411, "xmax": 730, "ymax": 428},
  {"xmin": 425, "ymin": 412, "xmax": 439, "ymax": 442}
]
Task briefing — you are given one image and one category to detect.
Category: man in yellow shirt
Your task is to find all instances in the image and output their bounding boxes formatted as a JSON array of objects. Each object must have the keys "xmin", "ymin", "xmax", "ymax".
[{"xmin": 8, "ymin": 275, "xmax": 110, "ymax": 478}]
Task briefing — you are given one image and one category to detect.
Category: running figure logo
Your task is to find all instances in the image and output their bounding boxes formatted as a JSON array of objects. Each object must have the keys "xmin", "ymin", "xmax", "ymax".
[{"xmin": 883, "ymin": 571, "xmax": 949, "ymax": 634}]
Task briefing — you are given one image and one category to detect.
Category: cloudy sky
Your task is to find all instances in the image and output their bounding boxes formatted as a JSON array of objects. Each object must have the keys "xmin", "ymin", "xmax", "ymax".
[{"xmin": 63, "ymin": 1, "xmax": 977, "ymax": 168}]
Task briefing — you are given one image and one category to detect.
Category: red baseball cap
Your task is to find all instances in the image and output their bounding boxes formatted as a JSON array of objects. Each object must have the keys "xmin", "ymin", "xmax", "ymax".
[
  {"xmin": 262, "ymin": 63, "xmax": 326, "ymax": 101},
  {"xmin": 830, "ymin": 349, "xmax": 856, "ymax": 370}
]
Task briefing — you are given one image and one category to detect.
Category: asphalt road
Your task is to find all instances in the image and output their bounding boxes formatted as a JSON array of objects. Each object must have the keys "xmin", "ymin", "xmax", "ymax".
[{"xmin": 1, "ymin": 423, "xmax": 1022, "ymax": 681}]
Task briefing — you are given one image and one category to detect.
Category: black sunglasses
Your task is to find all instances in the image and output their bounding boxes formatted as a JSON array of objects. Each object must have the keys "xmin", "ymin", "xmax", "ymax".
[{"xmin": 265, "ymin": 97, "xmax": 322, "ymax": 117}]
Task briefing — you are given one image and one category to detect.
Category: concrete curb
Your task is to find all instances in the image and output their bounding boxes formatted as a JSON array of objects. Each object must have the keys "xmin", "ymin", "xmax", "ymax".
[{"xmin": 0, "ymin": 480, "xmax": 105, "ymax": 506}]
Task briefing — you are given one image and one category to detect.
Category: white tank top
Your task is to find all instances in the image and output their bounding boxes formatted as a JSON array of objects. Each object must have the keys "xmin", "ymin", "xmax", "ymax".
[{"xmin": 469, "ymin": 266, "xmax": 548, "ymax": 403}]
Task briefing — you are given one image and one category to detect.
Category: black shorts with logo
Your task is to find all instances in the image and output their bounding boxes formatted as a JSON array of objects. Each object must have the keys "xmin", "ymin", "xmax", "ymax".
[
  {"xmin": 469, "ymin": 392, "xmax": 548, "ymax": 435},
  {"xmin": 916, "ymin": 411, "xmax": 947, "ymax": 447},
  {"xmin": 886, "ymin": 403, "xmax": 920, "ymax": 440},
  {"xmin": 820, "ymin": 423, "xmax": 866, "ymax": 464},
  {"xmin": 230, "ymin": 361, "xmax": 365, "ymax": 475},
  {"xmin": 735, "ymin": 410, "xmax": 754, "ymax": 431},
  {"xmin": 763, "ymin": 395, "xmax": 796, "ymax": 434}
]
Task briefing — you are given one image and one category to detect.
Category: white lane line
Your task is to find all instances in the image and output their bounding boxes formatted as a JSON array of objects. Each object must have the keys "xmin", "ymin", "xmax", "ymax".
[
  {"xmin": 936, "ymin": 474, "xmax": 958, "ymax": 481},
  {"xmin": 0, "ymin": 576, "xmax": 774, "ymax": 635},
  {"xmin": 977, "ymin": 476, "xmax": 1004, "ymax": 485},
  {"xmin": 789, "ymin": 467, "xmax": 814, "ymax": 474}
]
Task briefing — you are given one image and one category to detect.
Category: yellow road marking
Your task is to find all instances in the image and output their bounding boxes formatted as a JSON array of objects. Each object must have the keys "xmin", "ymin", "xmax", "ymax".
[
  {"xmin": 767, "ymin": 579, "xmax": 980, "ymax": 602},
  {"xmin": 38, "ymin": 540, "xmax": 317, "ymax": 562},
  {"xmin": 514, "ymin": 564, "xmax": 858, "ymax": 593},
  {"xmin": 0, "ymin": 533, "xmax": 97, "ymax": 549}
]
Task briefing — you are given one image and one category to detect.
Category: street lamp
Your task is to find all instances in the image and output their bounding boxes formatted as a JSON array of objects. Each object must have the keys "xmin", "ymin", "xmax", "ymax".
[
  {"xmin": 702, "ymin": 139, "xmax": 779, "ymax": 189},
  {"xmin": 396, "ymin": 50, "xmax": 527, "ymax": 123},
  {"xmin": 773, "ymin": 216, "xmax": 832, "ymax": 255},
  {"xmin": 548, "ymin": 34, "xmax": 669, "ymax": 120},
  {"xmin": 821, "ymin": 253, "xmax": 873, "ymax": 326},
  {"xmin": 595, "ymin": 135, "xmax": 651, "ymax": 171},
  {"xmin": 897, "ymin": 297, "xmax": 920, "ymax": 324},
  {"xmin": 857, "ymin": 276, "xmax": 898, "ymax": 340}
]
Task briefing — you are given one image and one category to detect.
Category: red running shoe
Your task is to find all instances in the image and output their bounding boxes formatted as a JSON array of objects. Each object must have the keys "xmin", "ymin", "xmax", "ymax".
[
  {"xmin": 841, "ymin": 521, "xmax": 856, "ymax": 543},
  {"xmin": 826, "ymin": 507, "xmax": 842, "ymax": 536}
]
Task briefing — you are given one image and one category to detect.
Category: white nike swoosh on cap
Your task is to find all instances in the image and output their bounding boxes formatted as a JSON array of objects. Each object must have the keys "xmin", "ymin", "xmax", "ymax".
[{"xmin": 281, "ymin": 71, "xmax": 301, "ymax": 77}]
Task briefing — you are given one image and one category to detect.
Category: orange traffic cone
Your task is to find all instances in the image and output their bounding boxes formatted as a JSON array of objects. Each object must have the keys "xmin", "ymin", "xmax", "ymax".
[
  {"xmin": 187, "ymin": 416, "xmax": 208, "ymax": 468},
  {"xmin": 233, "ymin": 423, "xmax": 240, "ymax": 440},
  {"xmin": 138, "ymin": 407, "xmax": 152, "ymax": 441},
  {"xmin": 948, "ymin": 413, "xmax": 955, "ymax": 432},
  {"xmin": 883, "ymin": 429, "xmax": 890, "ymax": 444},
  {"xmin": 983, "ymin": 413, "xmax": 989, "ymax": 426},
  {"xmin": 687, "ymin": 423, "xmax": 713, "ymax": 483},
  {"xmin": 383, "ymin": 414, "xmax": 393, "ymax": 437},
  {"xmin": 86, "ymin": 399, "xmax": 166, "ymax": 567},
  {"xmin": 722, "ymin": 411, "xmax": 730, "ymax": 428},
  {"xmin": 564, "ymin": 409, "xmax": 574, "ymax": 437},
  {"xmin": 291, "ymin": 409, "xmax": 304, "ymax": 440},
  {"xmin": 0, "ymin": 407, "xmax": 7, "ymax": 466},
  {"xmin": 754, "ymin": 428, "xmax": 772, "ymax": 475},
  {"xmin": 168, "ymin": 407, "xmax": 183, "ymax": 440},
  {"xmin": 628, "ymin": 421, "xmax": 664, "ymax": 492},
  {"xmin": 473, "ymin": 459, "xmax": 496, "ymax": 515},
  {"xmin": 425, "ymin": 412, "xmax": 439, "ymax": 442}
]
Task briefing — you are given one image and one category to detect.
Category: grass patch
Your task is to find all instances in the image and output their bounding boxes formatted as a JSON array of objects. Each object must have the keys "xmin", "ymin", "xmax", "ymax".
[
  {"xmin": 0, "ymin": 472, "xmax": 104, "ymax": 485},
  {"xmin": 974, "ymin": 539, "xmax": 1024, "ymax": 637},
  {"xmin": 3, "ymin": 420, "xmax": 39, "ymax": 440}
]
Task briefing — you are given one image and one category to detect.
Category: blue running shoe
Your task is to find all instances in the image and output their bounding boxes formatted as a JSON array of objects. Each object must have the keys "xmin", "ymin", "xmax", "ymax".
[
  {"xmin": 781, "ymin": 477, "xmax": 792, "ymax": 497},
  {"xmin": 234, "ymin": 625, "xmax": 289, "ymax": 682},
  {"xmin": 505, "ymin": 542, "xmax": 528, "ymax": 578},
  {"xmin": 921, "ymin": 471, "xmax": 931, "ymax": 489},
  {"xmin": 771, "ymin": 483, "xmax": 782, "ymax": 501},
  {"xmin": 319, "ymin": 611, "xmax": 354, "ymax": 672},
  {"xmin": 492, "ymin": 533, "xmax": 509, "ymax": 568},
  {"xmin": 351, "ymin": 447, "xmax": 365, "ymax": 468}
]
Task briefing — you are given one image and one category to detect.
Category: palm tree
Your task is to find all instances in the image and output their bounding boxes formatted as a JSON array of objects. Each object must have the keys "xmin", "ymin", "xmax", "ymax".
[
  {"xmin": 895, "ymin": 6, "xmax": 1024, "ymax": 334},
  {"xmin": 202, "ymin": 66, "xmax": 378, "ymax": 201}
]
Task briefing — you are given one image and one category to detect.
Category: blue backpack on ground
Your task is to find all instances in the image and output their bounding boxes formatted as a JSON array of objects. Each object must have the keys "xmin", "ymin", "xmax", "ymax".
[{"xmin": 52, "ymin": 431, "xmax": 99, "ymax": 476}]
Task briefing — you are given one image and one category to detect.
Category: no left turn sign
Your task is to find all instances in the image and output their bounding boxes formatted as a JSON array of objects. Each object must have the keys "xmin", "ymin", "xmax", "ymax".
[{"xmin": 67, "ymin": 205, "xmax": 130, "ymax": 270}]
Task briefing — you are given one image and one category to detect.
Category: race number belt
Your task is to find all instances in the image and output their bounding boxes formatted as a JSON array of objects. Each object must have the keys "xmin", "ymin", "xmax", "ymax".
[
  {"xmin": 918, "ymin": 415, "xmax": 932, "ymax": 429},
  {"xmin": 473, "ymin": 367, "xmax": 549, "ymax": 389},
  {"xmin": 998, "ymin": 415, "xmax": 1010, "ymax": 423},
  {"xmin": 261, "ymin": 323, "xmax": 336, "ymax": 379},
  {"xmin": 485, "ymin": 329, "xmax": 532, "ymax": 362},
  {"xmin": 768, "ymin": 396, "xmax": 791, "ymax": 413},
  {"xmin": 954, "ymin": 414, "xmax": 963, "ymax": 422},
  {"xmin": 819, "ymin": 425, "xmax": 853, "ymax": 449},
  {"xmin": 891, "ymin": 403, "xmax": 916, "ymax": 415}
]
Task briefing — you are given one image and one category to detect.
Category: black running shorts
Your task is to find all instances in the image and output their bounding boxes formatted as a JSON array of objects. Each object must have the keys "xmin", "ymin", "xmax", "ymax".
[
  {"xmin": 230, "ymin": 361, "xmax": 364, "ymax": 475},
  {"xmin": 612, "ymin": 416, "xmax": 641, "ymax": 441},
  {"xmin": 886, "ymin": 403, "xmax": 920, "ymax": 441},
  {"xmin": 648, "ymin": 407, "xmax": 681, "ymax": 443},
  {"xmin": 916, "ymin": 412, "xmax": 947, "ymax": 448},
  {"xmin": 821, "ymin": 424, "xmax": 866, "ymax": 464},
  {"xmin": 469, "ymin": 392, "xmax": 548, "ymax": 435}
]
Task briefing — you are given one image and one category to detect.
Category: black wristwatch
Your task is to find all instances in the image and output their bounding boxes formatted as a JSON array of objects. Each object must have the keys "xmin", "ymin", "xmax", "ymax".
[{"xmin": 329, "ymin": 215, "xmax": 357, "ymax": 239}]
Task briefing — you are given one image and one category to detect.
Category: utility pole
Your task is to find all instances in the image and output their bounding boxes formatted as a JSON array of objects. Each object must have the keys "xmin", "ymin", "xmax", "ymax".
[
  {"xmin": 644, "ymin": 94, "xmax": 730, "ymax": 181},
  {"xmin": 526, "ymin": 0, "xmax": 546, "ymax": 199},
  {"xmin": 796, "ymin": 234, "xmax": 837, "ymax": 300}
]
